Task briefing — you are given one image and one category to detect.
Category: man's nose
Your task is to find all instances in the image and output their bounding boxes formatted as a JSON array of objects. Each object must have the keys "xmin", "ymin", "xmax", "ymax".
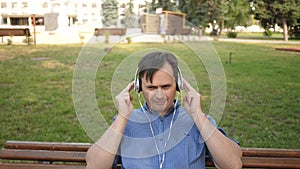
[{"xmin": 155, "ymin": 88, "xmax": 164, "ymax": 98}]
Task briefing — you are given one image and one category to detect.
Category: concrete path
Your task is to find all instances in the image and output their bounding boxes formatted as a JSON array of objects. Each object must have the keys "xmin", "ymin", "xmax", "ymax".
[{"xmin": 1, "ymin": 30, "xmax": 300, "ymax": 45}]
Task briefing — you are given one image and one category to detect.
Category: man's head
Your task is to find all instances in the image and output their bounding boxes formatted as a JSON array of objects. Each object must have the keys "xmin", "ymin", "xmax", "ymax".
[
  {"xmin": 135, "ymin": 52, "xmax": 182, "ymax": 92},
  {"xmin": 135, "ymin": 52, "xmax": 182, "ymax": 115}
]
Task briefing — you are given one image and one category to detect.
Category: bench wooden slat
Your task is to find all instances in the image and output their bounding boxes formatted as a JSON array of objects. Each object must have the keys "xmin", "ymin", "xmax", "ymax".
[
  {"xmin": 0, "ymin": 163, "xmax": 85, "ymax": 169},
  {"xmin": 5, "ymin": 141, "xmax": 300, "ymax": 158},
  {"xmin": 0, "ymin": 149, "xmax": 85, "ymax": 162},
  {"xmin": 1, "ymin": 141, "xmax": 300, "ymax": 168},
  {"xmin": 4, "ymin": 141, "xmax": 90, "ymax": 152},
  {"xmin": 242, "ymin": 148, "xmax": 300, "ymax": 158},
  {"xmin": 242, "ymin": 157, "xmax": 300, "ymax": 168}
]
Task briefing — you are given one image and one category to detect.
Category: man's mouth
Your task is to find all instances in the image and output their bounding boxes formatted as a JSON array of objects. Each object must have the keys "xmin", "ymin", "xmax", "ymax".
[{"xmin": 153, "ymin": 101, "xmax": 166, "ymax": 106}]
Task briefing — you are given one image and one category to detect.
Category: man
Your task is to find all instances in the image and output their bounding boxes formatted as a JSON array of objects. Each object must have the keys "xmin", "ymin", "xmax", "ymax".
[{"xmin": 86, "ymin": 52, "xmax": 242, "ymax": 169}]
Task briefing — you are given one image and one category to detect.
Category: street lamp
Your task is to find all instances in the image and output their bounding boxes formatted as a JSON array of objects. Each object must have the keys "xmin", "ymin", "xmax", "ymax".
[
  {"xmin": 32, "ymin": 14, "xmax": 36, "ymax": 46},
  {"xmin": 28, "ymin": 1, "xmax": 38, "ymax": 46}
]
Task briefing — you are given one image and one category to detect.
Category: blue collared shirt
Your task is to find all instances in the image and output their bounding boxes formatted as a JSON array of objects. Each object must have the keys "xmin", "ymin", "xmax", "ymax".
[{"xmin": 113, "ymin": 101, "xmax": 219, "ymax": 169}]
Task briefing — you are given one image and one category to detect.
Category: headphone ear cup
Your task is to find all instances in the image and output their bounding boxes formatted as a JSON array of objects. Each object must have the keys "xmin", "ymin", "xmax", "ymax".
[
  {"xmin": 134, "ymin": 78, "xmax": 142, "ymax": 93},
  {"xmin": 176, "ymin": 68, "xmax": 183, "ymax": 92},
  {"xmin": 176, "ymin": 77, "xmax": 182, "ymax": 92},
  {"xmin": 138, "ymin": 78, "xmax": 142, "ymax": 93},
  {"xmin": 134, "ymin": 68, "xmax": 141, "ymax": 93},
  {"xmin": 134, "ymin": 78, "xmax": 139, "ymax": 92}
]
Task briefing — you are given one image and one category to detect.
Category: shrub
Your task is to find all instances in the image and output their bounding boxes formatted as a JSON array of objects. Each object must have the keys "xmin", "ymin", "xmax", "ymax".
[
  {"xmin": 78, "ymin": 33, "xmax": 85, "ymax": 45},
  {"xmin": 263, "ymin": 29, "xmax": 273, "ymax": 37},
  {"xmin": 23, "ymin": 36, "xmax": 33, "ymax": 45},
  {"xmin": 104, "ymin": 31, "xmax": 110, "ymax": 44},
  {"xmin": 226, "ymin": 31, "xmax": 238, "ymax": 38},
  {"xmin": 126, "ymin": 37, "xmax": 132, "ymax": 44},
  {"xmin": 7, "ymin": 38, "xmax": 12, "ymax": 45}
]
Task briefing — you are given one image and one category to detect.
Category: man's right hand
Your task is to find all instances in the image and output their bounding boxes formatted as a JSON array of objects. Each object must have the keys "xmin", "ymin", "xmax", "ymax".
[{"xmin": 115, "ymin": 81, "xmax": 134, "ymax": 119}]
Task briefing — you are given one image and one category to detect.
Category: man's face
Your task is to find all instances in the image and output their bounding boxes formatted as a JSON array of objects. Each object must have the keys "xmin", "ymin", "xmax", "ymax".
[{"xmin": 141, "ymin": 63, "xmax": 177, "ymax": 116}]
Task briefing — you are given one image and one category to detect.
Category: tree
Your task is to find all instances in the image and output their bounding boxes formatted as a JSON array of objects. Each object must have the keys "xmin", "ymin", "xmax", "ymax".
[
  {"xmin": 150, "ymin": 0, "xmax": 177, "ymax": 12},
  {"xmin": 178, "ymin": 0, "xmax": 210, "ymax": 32},
  {"xmin": 224, "ymin": 0, "xmax": 251, "ymax": 30},
  {"xmin": 102, "ymin": 0, "xmax": 119, "ymax": 27},
  {"xmin": 121, "ymin": 0, "xmax": 137, "ymax": 28},
  {"xmin": 178, "ymin": 0, "xmax": 251, "ymax": 34},
  {"xmin": 253, "ymin": 0, "xmax": 300, "ymax": 41}
]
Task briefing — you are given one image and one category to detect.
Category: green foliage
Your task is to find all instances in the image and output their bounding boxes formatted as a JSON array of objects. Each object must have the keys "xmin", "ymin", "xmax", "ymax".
[
  {"xmin": 252, "ymin": 0, "xmax": 300, "ymax": 41},
  {"xmin": 226, "ymin": 31, "xmax": 238, "ymax": 38},
  {"xmin": 104, "ymin": 31, "xmax": 110, "ymax": 43},
  {"xmin": 150, "ymin": 0, "xmax": 177, "ymax": 12},
  {"xmin": 78, "ymin": 33, "xmax": 85, "ymax": 45},
  {"xmin": 7, "ymin": 38, "xmax": 12, "ymax": 45},
  {"xmin": 253, "ymin": 0, "xmax": 300, "ymax": 29},
  {"xmin": 263, "ymin": 29, "xmax": 273, "ymax": 37},
  {"xmin": 289, "ymin": 25, "xmax": 300, "ymax": 39},
  {"xmin": 121, "ymin": 0, "xmax": 137, "ymax": 28},
  {"xmin": 121, "ymin": 14, "xmax": 137, "ymax": 28},
  {"xmin": 224, "ymin": 0, "xmax": 251, "ymax": 29},
  {"xmin": 179, "ymin": 0, "xmax": 208, "ymax": 28},
  {"xmin": 102, "ymin": 0, "xmax": 119, "ymax": 27},
  {"xmin": 126, "ymin": 37, "xmax": 132, "ymax": 44},
  {"xmin": 23, "ymin": 36, "xmax": 33, "ymax": 45},
  {"xmin": 178, "ymin": 0, "xmax": 251, "ymax": 34}
]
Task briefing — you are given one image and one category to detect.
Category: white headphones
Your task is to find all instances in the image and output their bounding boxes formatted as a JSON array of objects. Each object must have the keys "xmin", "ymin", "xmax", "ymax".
[{"xmin": 134, "ymin": 67, "xmax": 183, "ymax": 93}]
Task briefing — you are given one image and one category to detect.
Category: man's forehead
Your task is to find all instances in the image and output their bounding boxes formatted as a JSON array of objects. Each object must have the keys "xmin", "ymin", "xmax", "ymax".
[
  {"xmin": 142, "ymin": 69, "xmax": 175, "ymax": 83},
  {"xmin": 145, "ymin": 64, "xmax": 174, "ymax": 75}
]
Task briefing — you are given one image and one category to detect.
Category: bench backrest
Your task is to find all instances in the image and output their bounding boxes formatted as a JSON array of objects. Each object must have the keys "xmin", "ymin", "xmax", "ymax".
[
  {"xmin": 1, "ymin": 140, "xmax": 300, "ymax": 168},
  {"xmin": 0, "ymin": 28, "xmax": 31, "ymax": 36},
  {"xmin": 94, "ymin": 28, "xmax": 126, "ymax": 36}
]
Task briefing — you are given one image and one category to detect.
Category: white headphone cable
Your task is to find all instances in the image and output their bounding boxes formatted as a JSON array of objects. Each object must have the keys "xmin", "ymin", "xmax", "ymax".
[{"xmin": 138, "ymin": 93, "xmax": 177, "ymax": 169}]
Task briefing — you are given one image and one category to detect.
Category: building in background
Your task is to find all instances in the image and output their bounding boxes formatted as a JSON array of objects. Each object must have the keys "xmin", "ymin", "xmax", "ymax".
[
  {"xmin": 0, "ymin": 0, "xmax": 104, "ymax": 32},
  {"xmin": 0, "ymin": 0, "xmax": 150, "ymax": 32}
]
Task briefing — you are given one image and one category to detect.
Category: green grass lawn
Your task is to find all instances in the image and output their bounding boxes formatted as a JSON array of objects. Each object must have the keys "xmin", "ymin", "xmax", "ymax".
[{"xmin": 0, "ymin": 41, "xmax": 299, "ymax": 149}]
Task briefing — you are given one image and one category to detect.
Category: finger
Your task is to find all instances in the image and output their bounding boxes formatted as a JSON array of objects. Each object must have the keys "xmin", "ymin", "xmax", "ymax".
[
  {"xmin": 187, "ymin": 95, "xmax": 194, "ymax": 106},
  {"xmin": 121, "ymin": 81, "xmax": 135, "ymax": 93},
  {"xmin": 183, "ymin": 79, "xmax": 195, "ymax": 92}
]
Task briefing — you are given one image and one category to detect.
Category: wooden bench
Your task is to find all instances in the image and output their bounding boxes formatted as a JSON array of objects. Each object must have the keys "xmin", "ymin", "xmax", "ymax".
[
  {"xmin": 0, "ymin": 28, "xmax": 31, "ymax": 43},
  {"xmin": 94, "ymin": 28, "xmax": 126, "ymax": 43},
  {"xmin": 0, "ymin": 140, "xmax": 299, "ymax": 168}
]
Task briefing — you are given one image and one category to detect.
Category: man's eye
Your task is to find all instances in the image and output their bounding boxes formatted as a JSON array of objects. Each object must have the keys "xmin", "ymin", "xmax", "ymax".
[
  {"xmin": 162, "ymin": 85, "xmax": 171, "ymax": 89},
  {"xmin": 147, "ymin": 86, "xmax": 155, "ymax": 90}
]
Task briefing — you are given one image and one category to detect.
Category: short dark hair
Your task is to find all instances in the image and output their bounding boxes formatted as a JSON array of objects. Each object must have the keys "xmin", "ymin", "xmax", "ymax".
[{"xmin": 137, "ymin": 52, "xmax": 179, "ymax": 83}]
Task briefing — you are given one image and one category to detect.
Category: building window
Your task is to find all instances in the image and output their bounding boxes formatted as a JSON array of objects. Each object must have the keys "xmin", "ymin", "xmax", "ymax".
[
  {"xmin": 82, "ymin": 3, "xmax": 87, "ymax": 8},
  {"xmin": 10, "ymin": 17, "xmax": 29, "ymax": 25},
  {"xmin": 1, "ymin": 2, "xmax": 7, "ymax": 8},
  {"xmin": 22, "ymin": 2, "xmax": 28, "ymax": 8},
  {"xmin": 68, "ymin": 16, "xmax": 77, "ymax": 26},
  {"xmin": 11, "ymin": 2, "xmax": 17, "ymax": 8},
  {"xmin": 32, "ymin": 17, "xmax": 44, "ymax": 25},
  {"xmin": 1, "ymin": 17, "xmax": 8, "ymax": 24},
  {"xmin": 92, "ymin": 3, "xmax": 97, "ymax": 8},
  {"xmin": 42, "ymin": 2, "xmax": 48, "ymax": 8}
]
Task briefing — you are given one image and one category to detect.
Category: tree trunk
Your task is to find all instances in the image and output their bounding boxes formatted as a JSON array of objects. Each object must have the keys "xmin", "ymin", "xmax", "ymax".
[
  {"xmin": 282, "ymin": 17, "xmax": 288, "ymax": 41},
  {"xmin": 219, "ymin": 20, "xmax": 224, "ymax": 35}
]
